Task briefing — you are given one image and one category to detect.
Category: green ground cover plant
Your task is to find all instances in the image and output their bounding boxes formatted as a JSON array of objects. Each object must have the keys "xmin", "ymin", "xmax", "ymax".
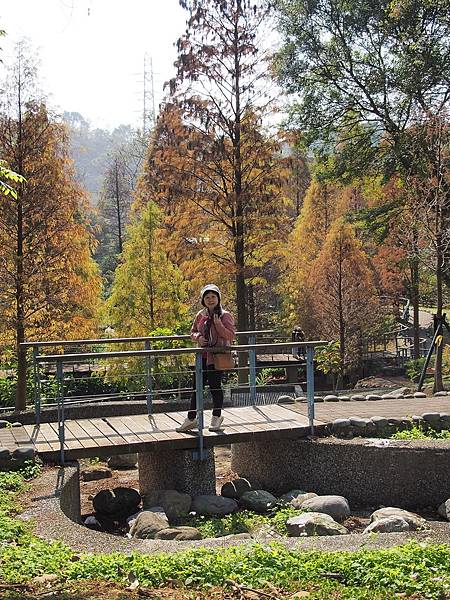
[
  {"xmin": 391, "ymin": 426, "xmax": 450, "ymax": 441},
  {"xmin": 1, "ymin": 468, "xmax": 450, "ymax": 599}
]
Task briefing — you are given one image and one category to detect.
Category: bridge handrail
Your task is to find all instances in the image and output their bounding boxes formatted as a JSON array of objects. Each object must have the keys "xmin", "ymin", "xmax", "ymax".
[
  {"xmin": 20, "ymin": 330, "xmax": 275, "ymax": 349},
  {"xmin": 30, "ymin": 339, "xmax": 326, "ymax": 465},
  {"xmin": 34, "ymin": 340, "xmax": 327, "ymax": 363}
]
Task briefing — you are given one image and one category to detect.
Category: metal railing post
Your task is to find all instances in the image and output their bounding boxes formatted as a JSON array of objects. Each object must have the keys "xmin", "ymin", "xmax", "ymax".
[
  {"xmin": 193, "ymin": 352, "xmax": 205, "ymax": 460},
  {"xmin": 306, "ymin": 345, "xmax": 315, "ymax": 436},
  {"xmin": 33, "ymin": 345, "xmax": 41, "ymax": 424},
  {"xmin": 144, "ymin": 339, "xmax": 153, "ymax": 414},
  {"xmin": 56, "ymin": 359, "xmax": 65, "ymax": 465},
  {"xmin": 249, "ymin": 334, "xmax": 257, "ymax": 404}
]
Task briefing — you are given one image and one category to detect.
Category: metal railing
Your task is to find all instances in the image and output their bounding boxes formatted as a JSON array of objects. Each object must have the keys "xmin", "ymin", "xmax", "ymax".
[
  {"xmin": 32, "ymin": 340, "xmax": 326, "ymax": 464},
  {"xmin": 20, "ymin": 330, "xmax": 276, "ymax": 420}
]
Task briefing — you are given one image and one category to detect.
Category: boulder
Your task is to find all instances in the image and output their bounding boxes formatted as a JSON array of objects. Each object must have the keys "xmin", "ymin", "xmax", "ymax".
[
  {"xmin": 0, "ymin": 421, "xmax": 10, "ymax": 429},
  {"xmin": 434, "ymin": 391, "xmax": 448, "ymax": 397},
  {"xmin": 143, "ymin": 489, "xmax": 191, "ymax": 520},
  {"xmin": 129, "ymin": 508, "xmax": 169, "ymax": 539},
  {"xmin": 294, "ymin": 397, "xmax": 307, "ymax": 403},
  {"xmin": 323, "ymin": 394, "xmax": 339, "ymax": 402},
  {"xmin": 422, "ymin": 413, "xmax": 441, "ymax": 428},
  {"xmin": 0, "ymin": 447, "xmax": 11, "ymax": 460},
  {"xmin": 286, "ymin": 512, "xmax": 349, "ymax": 537},
  {"xmin": 221, "ymin": 478, "xmax": 253, "ymax": 499},
  {"xmin": 351, "ymin": 395, "xmax": 366, "ymax": 401},
  {"xmin": 354, "ymin": 377, "xmax": 396, "ymax": 389},
  {"xmin": 93, "ymin": 487, "xmax": 141, "ymax": 517},
  {"xmin": 290, "ymin": 492, "xmax": 318, "ymax": 510},
  {"xmin": 191, "ymin": 495, "xmax": 238, "ymax": 516},
  {"xmin": 301, "ymin": 495, "xmax": 350, "ymax": 522},
  {"xmin": 414, "ymin": 392, "xmax": 427, "ymax": 398},
  {"xmin": 107, "ymin": 453, "xmax": 138, "ymax": 469},
  {"xmin": 366, "ymin": 394, "xmax": 382, "ymax": 401},
  {"xmin": 12, "ymin": 447, "xmax": 36, "ymax": 461},
  {"xmin": 363, "ymin": 517, "xmax": 411, "ymax": 534},
  {"xmin": 370, "ymin": 507, "xmax": 427, "ymax": 530},
  {"xmin": 81, "ymin": 467, "xmax": 112, "ymax": 482},
  {"xmin": 437, "ymin": 500, "xmax": 450, "ymax": 521},
  {"xmin": 278, "ymin": 489, "xmax": 309, "ymax": 504},
  {"xmin": 278, "ymin": 395, "xmax": 295, "ymax": 404},
  {"xmin": 338, "ymin": 395, "xmax": 351, "ymax": 401},
  {"xmin": 154, "ymin": 526, "xmax": 202, "ymax": 541},
  {"xmin": 314, "ymin": 396, "xmax": 324, "ymax": 402},
  {"xmin": 239, "ymin": 490, "xmax": 277, "ymax": 513},
  {"xmin": 331, "ymin": 419, "xmax": 352, "ymax": 438}
]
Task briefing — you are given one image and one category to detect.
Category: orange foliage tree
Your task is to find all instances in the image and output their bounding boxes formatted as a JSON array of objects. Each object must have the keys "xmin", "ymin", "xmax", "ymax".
[{"xmin": 0, "ymin": 44, "xmax": 101, "ymax": 409}]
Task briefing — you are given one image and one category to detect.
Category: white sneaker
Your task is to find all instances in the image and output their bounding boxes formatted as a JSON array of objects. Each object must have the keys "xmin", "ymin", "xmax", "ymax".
[
  {"xmin": 176, "ymin": 418, "xmax": 198, "ymax": 432},
  {"xmin": 209, "ymin": 415, "xmax": 224, "ymax": 431}
]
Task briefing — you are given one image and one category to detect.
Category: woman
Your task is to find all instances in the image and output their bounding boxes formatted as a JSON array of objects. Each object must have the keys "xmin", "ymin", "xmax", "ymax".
[{"xmin": 176, "ymin": 284, "xmax": 236, "ymax": 432}]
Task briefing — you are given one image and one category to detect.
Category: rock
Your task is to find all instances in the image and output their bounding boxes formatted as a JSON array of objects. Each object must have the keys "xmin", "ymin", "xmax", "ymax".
[
  {"xmin": 351, "ymin": 395, "xmax": 366, "ymax": 401},
  {"xmin": 278, "ymin": 489, "xmax": 309, "ymax": 504},
  {"xmin": 381, "ymin": 393, "xmax": 396, "ymax": 399},
  {"xmin": 126, "ymin": 510, "xmax": 143, "ymax": 528},
  {"xmin": 239, "ymin": 490, "xmax": 277, "ymax": 513},
  {"xmin": 154, "ymin": 526, "xmax": 202, "ymax": 541},
  {"xmin": 81, "ymin": 467, "xmax": 112, "ymax": 482},
  {"xmin": 422, "ymin": 413, "xmax": 441, "ymax": 428},
  {"xmin": 437, "ymin": 500, "xmax": 450, "ymax": 521},
  {"xmin": 371, "ymin": 416, "xmax": 389, "ymax": 431},
  {"xmin": 363, "ymin": 516, "xmax": 411, "ymax": 534},
  {"xmin": 301, "ymin": 495, "xmax": 351, "ymax": 522},
  {"xmin": 440, "ymin": 414, "xmax": 450, "ymax": 427},
  {"xmin": 129, "ymin": 509, "xmax": 169, "ymax": 539},
  {"xmin": 314, "ymin": 396, "xmax": 324, "ymax": 402},
  {"xmin": 221, "ymin": 478, "xmax": 253, "ymax": 499},
  {"xmin": 251, "ymin": 524, "xmax": 284, "ymax": 541},
  {"xmin": 143, "ymin": 489, "xmax": 191, "ymax": 520},
  {"xmin": 294, "ymin": 396, "xmax": 307, "ymax": 403},
  {"xmin": 12, "ymin": 447, "xmax": 36, "ymax": 461},
  {"xmin": 324, "ymin": 394, "xmax": 339, "ymax": 402},
  {"xmin": 0, "ymin": 447, "xmax": 11, "ymax": 459},
  {"xmin": 191, "ymin": 495, "xmax": 238, "ymax": 516},
  {"xmin": 370, "ymin": 507, "xmax": 428, "ymax": 530},
  {"xmin": 366, "ymin": 394, "xmax": 382, "ymax": 401},
  {"xmin": 390, "ymin": 387, "xmax": 412, "ymax": 396},
  {"xmin": 354, "ymin": 377, "xmax": 396, "ymax": 389},
  {"xmin": 0, "ymin": 421, "xmax": 10, "ymax": 429},
  {"xmin": 414, "ymin": 392, "xmax": 427, "ymax": 398},
  {"xmin": 286, "ymin": 512, "xmax": 349, "ymax": 537},
  {"xmin": 278, "ymin": 395, "xmax": 295, "ymax": 404},
  {"xmin": 11, "ymin": 422, "xmax": 22, "ymax": 428},
  {"xmin": 290, "ymin": 492, "xmax": 318, "ymax": 510},
  {"xmin": 434, "ymin": 391, "xmax": 448, "ymax": 397},
  {"xmin": 338, "ymin": 395, "xmax": 351, "ymax": 401},
  {"xmin": 93, "ymin": 487, "xmax": 141, "ymax": 517},
  {"xmin": 331, "ymin": 418, "xmax": 352, "ymax": 438},
  {"xmin": 83, "ymin": 515, "xmax": 102, "ymax": 530},
  {"xmin": 107, "ymin": 453, "xmax": 138, "ymax": 468}
]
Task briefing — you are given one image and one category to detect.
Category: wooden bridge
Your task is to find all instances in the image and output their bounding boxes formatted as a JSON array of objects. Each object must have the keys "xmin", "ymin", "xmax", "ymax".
[
  {"xmin": 1, "ymin": 404, "xmax": 324, "ymax": 461},
  {"xmin": 2, "ymin": 395, "xmax": 449, "ymax": 462}
]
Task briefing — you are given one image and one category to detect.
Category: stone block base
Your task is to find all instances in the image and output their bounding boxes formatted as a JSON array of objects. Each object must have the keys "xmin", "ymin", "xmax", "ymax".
[
  {"xmin": 139, "ymin": 448, "xmax": 216, "ymax": 497},
  {"xmin": 231, "ymin": 438, "xmax": 450, "ymax": 508}
]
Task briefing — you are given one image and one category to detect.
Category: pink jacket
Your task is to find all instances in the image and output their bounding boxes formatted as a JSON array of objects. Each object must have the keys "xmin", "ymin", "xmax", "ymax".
[{"xmin": 190, "ymin": 308, "xmax": 236, "ymax": 365}]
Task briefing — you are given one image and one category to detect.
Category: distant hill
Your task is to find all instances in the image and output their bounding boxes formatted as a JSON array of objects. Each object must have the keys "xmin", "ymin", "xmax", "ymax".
[{"xmin": 63, "ymin": 112, "xmax": 138, "ymax": 206}]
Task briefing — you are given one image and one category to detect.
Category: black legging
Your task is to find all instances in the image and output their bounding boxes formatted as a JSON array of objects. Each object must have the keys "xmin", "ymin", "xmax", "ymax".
[{"xmin": 188, "ymin": 357, "xmax": 223, "ymax": 420}]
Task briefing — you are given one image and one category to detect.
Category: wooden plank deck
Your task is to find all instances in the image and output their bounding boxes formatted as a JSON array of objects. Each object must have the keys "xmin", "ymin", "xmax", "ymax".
[
  {"xmin": 1, "ymin": 404, "xmax": 323, "ymax": 460},
  {"xmin": 1, "ymin": 396, "xmax": 447, "ymax": 461}
]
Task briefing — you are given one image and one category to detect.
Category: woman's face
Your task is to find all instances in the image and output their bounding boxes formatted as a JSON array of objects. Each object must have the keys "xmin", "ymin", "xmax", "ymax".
[{"xmin": 203, "ymin": 291, "xmax": 219, "ymax": 311}]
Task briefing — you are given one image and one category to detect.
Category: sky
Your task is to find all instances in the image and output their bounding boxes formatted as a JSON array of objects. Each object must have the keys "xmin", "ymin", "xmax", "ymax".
[{"xmin": 0, "ymin": 0, "xmax": 187, "ymax": 130}]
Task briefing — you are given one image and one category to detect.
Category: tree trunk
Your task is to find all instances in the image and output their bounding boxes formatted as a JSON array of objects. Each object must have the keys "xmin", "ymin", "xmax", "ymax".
[
  {"xmin": 410, "ymin": 235, "xmax": 420, "ymax": 360},
  {"xmin": 434, "ymin": 231, "xmax": 444, "ymax": 392}
]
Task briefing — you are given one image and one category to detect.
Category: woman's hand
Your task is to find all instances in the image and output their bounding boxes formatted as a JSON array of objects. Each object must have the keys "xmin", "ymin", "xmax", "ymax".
[
  {"xmin": 213, "ymin": 313, "xmax": 221, "ymax": 326},
  {"xmin": 198, "ymin": 335, "xmax": 208, "ymax": 347}
]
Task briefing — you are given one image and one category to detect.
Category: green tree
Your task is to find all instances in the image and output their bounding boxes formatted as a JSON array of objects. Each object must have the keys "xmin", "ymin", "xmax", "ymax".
[
  {"xmin": 107, "ymin": 202, "xmax": 188, "ymax": 335},
  {"xmin": 275, "ymin": 0, "xmax": 450, "ymax": 389}
]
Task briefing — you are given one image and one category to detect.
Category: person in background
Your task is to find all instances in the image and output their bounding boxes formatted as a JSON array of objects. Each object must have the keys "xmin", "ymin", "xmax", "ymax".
[{"xmin": 176, "ymin": 284, "xmax": 236, "ymax": 432}]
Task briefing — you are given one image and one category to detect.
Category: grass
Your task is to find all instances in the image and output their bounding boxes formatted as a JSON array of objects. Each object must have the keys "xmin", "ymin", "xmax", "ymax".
[{"xmin": 1, "ymin": 466, "xmax": 450, "ymax": 599}]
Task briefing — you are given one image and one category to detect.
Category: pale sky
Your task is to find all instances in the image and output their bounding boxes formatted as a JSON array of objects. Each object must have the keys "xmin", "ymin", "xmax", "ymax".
[{"xmin": 0, "ymin": 0, "xmax": 187, "ymax": 130}]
